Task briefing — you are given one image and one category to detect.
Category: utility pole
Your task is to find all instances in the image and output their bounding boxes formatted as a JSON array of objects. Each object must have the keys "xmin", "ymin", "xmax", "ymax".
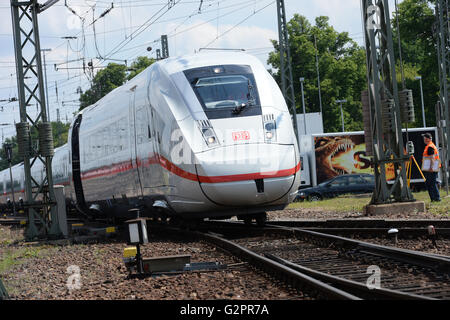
[
  {"xmin": 361, "ymin": 0, "xmax": 416, "ymax": 206},
  {"xmin": 10, "ymin": 0, "xmax": 62, "ymax": 240},
  {"xmin": 276, "ymin": 0, "xmax": 299, "ymax": 142},
  {"xmin": 4, "ymin": 143, "xmax": 16, "ymax": 215},
  {"xmin": 415, "ymin": 76, "xmax": 426, "ymax": 127},
  {"xmin": 435, "ymin": 0, "xmax": 449, "ymax": 189},
  {"xmin": 436, "ymin": 100, "xmax": 449, "ymax": 195},
  {"xmin": 336, "ymin": 99, "xmax": 347, "ymax": 132},
  {"xmin": 41, "ymin": 48, "xmax": 51, "ymax": 122},
  {"xmin": 314, "ymin": 35, "xmax": 323, "ymax": 116},
  {"xmin": 299, "ymin": 77, "xmax": 307, "ymax": 135}
]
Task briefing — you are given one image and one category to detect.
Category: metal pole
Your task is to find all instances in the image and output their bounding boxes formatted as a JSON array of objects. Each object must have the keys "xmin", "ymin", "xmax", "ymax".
[
  {"xmin": 300, "ymin": 77, "xmax": 307, "ymax": 135},
  {"xmin": 314, "ymin": 35, "xmax": 323, "ymax": 115},
  {"xmin": 362, "ymin": 0, "xmax": 414, "ymax": 204},
  {"xmin": 10, "ymin": 0, "xmax": 61, "ymax": 239},
  {"xmin": 394, "ymin": 0, "xmax": 406, "ymax": 90},
  {"xmin": 416, "ymin": 76, "xmax": 426, "ymax": 127},
  {"xmin": 41, "ymin": 49, "xmax": 51, "ymax": 122},
  {"xmin": 336, "ymin": 99, "xmax": 347, "ymax": 132},
  {"xmin": 276, "ymin": 0, "xmax": 299, "ymax": 141},
  {"xmin": 436, "ymin": 0, "xmax": 450, "ymax": 163},
  {"xmin": 8, "ymin": 163, "xmax": 16, "ymax": 215},
  {"xmin": 4, "ymin": 143, "xmax": 15, "ymax": 215}
]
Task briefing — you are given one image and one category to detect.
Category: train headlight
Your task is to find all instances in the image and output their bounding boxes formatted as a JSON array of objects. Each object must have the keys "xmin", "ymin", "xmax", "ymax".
[
  {"xmin": 198, "ymin": 124, "xmax": 219, "ymax": 147},
  {"xmin": 208, "ymin": 136, "xmax": 216, "ymax": 144},
  {"xmin": 263, "ymin": 115, "xmax": 277, "ymax": 143}
]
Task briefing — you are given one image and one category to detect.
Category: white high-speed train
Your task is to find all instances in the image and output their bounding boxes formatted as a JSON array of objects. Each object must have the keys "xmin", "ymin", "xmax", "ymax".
[{"xmin": 0, "ymin": 52, "xmax": 301, "ymax": 223}]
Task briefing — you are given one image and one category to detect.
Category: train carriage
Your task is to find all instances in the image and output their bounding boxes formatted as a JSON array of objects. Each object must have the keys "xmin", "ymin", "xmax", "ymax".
[{"xmin": 0, "ymin": 52, "xmax": 301, "ymax": 222}]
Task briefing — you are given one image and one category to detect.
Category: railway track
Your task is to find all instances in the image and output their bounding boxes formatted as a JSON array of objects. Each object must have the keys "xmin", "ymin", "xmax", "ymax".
[
  {"xmin": 164, "ymin": 222, "xmax": 450, "ymax": 300},
  {"xmin": 0, "ymin": 217, "xmax": 91, "ymax": 226},
  {"xmin": 259, "ymin": 219, "xmax": 450, "ymax": 229},
  {"xmin": 3, "ymin": 216, "xmax": 450, "ymax": 299},
  {"xmin": 208, "ymin": 220, "xmax": 450, "ymax": 239}
]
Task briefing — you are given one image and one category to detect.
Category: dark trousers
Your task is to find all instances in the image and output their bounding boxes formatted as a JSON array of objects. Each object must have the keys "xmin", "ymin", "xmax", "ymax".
[{"xmin": 424, "ymin": 171, "xmax": 441, "ymax": 201}]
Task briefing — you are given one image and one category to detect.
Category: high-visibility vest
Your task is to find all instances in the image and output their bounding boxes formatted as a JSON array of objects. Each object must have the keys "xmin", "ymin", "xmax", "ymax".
[{"xmin": 422, "ymin": 142, "xmax": 441, "ymax": 172}]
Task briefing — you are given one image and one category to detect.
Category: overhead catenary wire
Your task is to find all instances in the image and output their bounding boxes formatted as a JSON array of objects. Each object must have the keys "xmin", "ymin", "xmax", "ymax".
[
  {"xmin": 201, "ymin": 0, "xmax": 275, "ymax": 49},
  {"xmin": 125, "ymin": 0, "xmax": 260, "ymax": 61},
  {"xmin": 93, "ymin": 0, "xmax": 182, "ymax": 68},
  {"xmin": 1, "ymin": 0, "xmax": 278, "ymax": 128}
]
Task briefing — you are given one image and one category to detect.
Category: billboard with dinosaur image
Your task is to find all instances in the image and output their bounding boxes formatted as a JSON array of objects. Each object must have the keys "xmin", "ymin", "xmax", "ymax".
[{"xmin": 314, "ymin": 129, "xmax": 437, "ymax": 184}]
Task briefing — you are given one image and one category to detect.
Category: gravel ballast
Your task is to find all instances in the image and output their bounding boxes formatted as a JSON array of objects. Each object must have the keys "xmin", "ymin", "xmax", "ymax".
[
  {"xmin": 268, "ymin": 207, "xmax": 450, "ymax": 221},
  {"xmin": 0, "ymin": 226, "xmax": 305, "ymax": 300}
]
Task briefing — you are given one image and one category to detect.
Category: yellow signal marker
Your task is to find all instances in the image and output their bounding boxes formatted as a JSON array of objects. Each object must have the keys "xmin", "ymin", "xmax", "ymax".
[
  {"xmin": 123, "ymin": 247, "xmax": 137, "ymax": 258},
  {"xmin": 106, "ymin": 227, "xmax": 116, "ymax": 234}
]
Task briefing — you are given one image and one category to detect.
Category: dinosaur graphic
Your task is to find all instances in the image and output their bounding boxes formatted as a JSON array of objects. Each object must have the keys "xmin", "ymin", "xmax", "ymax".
[{"xmin": 315, "ymin": 136, "xmax": 356, "ymax": 183}]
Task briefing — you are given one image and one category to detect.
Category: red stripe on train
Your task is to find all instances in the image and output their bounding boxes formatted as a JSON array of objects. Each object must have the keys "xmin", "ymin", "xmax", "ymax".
[{"xmin": 80, "ymin": 153, "xmax": 301, "ymax": 184}]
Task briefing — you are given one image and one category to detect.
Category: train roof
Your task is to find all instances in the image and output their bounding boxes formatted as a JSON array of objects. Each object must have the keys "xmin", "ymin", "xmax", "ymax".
[
  {"xmin": 76, "ymin": 51, "xmax": 266, "ymax": 118},
  {"xmin": 158, "ymin": 51, "xmax": 264, "ymax": 75}
]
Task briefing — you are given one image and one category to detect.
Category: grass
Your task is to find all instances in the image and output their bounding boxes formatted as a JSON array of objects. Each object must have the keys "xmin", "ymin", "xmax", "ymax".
[
  {"xmin": 289, "ymin": 191, "xmax": 450, "ymax": 217},
  {"xmin": 0, "ymin": 247, "xmax": 42, "ymax": 274}
]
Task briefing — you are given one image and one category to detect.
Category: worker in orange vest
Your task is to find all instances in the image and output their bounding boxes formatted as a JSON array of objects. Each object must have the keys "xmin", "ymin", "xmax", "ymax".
[{"xmin": 422, "ymin": 133, "xmax": 441, "ymax": 202}]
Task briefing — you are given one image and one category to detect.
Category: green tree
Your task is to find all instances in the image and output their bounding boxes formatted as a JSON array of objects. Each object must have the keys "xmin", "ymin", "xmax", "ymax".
[
  {"xmin": 392, "ymin": 0, "xmax": 438, "ymax": 128},
  {"xmin": 268, "ymin": 15, "xmax": 367, "ymax": 133},
  {"xmin": 0, "ymin": 136, "xmax": 21, "ymax": 171},
  {"xmin": 79, "ymin": 63, "xmax": 128, "ymax": 110},
  {"xmin": 0, "ymin": 122, "xmax": 70, "ymax": 171},
  {"xmin": 127, "ymin": 56, "xmax": 155, "ymax": 81},
  {"xmin": 79, "ymin": 56, "xmax": 155, "ymax": 111}
]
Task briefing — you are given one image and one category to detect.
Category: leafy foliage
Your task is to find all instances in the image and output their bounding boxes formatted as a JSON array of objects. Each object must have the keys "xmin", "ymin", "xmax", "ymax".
[
  {"xmin": 268, "ymin": 3, "xmax": 441, "ymax": 133},
  {"xmin": 127, "ymin": 56, "xmax": 156, "ymax": 81},
  {"xmin": 268, "ymin": 15, "xmax": 367, "ymax": 133},
  {"xmin": 0, "ymin": 122, "xmax": 70, "ymax": 171},
  {"xmin": 392, "ymin": 0, "xmax": 439, "ymax": 127},
  {"xmin": 79, "ymin": 63, "xmax": 128, "ymax": 111},
  {"xmin": 79, "ymin": 56, "xmax": 155, "ymax": 110}
]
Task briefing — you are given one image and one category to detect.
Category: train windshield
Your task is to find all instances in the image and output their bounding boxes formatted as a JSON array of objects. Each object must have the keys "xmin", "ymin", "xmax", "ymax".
[
  {"xmin": 194, "ymin": 75, "xmax": 256, "ymax": 109},
  {"xmin": 184, "ymin": 65, "xmax": 262, "ymax": 119}
]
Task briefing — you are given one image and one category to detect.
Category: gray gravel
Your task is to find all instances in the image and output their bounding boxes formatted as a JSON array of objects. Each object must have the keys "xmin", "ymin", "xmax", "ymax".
[
  {"xmin": 0, "ymin": 226, "xmax": 306, "ymax": 300},
  {"xmin": 268, "ymin": 207, "xmax": 450, "ymax": 221}
]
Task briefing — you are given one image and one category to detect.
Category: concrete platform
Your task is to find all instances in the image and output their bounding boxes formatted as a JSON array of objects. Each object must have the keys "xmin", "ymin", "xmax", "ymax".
[{"xmin": 363, "ymin": 201, "xmax": 426, "ymax": 216}]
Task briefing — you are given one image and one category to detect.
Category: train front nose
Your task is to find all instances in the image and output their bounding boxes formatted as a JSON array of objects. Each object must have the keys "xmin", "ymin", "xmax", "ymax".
[{"xmin": 195, "ymin": 144, "xmax": 299, "ymax": 206}]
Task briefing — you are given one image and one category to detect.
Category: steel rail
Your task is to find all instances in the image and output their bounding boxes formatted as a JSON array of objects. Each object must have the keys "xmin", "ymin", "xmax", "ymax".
[
  {"xmin": 264, "ymin": 253, "xmax": 434, "ymax": 300},
  {"xmin": 148, "ymin": 225, "xmax": 360, "ymax": 300},
  {"xmin": 195, "ymin": 231, "xmax": 361, "ymax": 300},
  {"xmin": 164, "ymin": 224, "xmax": 443, "ymax": 300},
  {"xmin": 0, "ymin": 217, "xmax": 83, "ymax": 226},
  {"xmin": 296, "ymin": 227, "xmax": 450, "ymax": 238},
  {"xmin": 265, "ymin": 219, "xmax": 450, "ymax": 229},
  {"xmin": 267, "ymin": 225, "xmax": 450, "ymax": 272},
  {"xmin": 201, "ymin": 221, "xmax": 450, "ymax": 299}
]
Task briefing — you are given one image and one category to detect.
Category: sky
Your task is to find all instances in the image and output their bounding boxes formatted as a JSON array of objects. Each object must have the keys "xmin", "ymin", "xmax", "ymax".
[{"xmin": 0, "ymin": 0, "xmax": 398, "ymax": 141}]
